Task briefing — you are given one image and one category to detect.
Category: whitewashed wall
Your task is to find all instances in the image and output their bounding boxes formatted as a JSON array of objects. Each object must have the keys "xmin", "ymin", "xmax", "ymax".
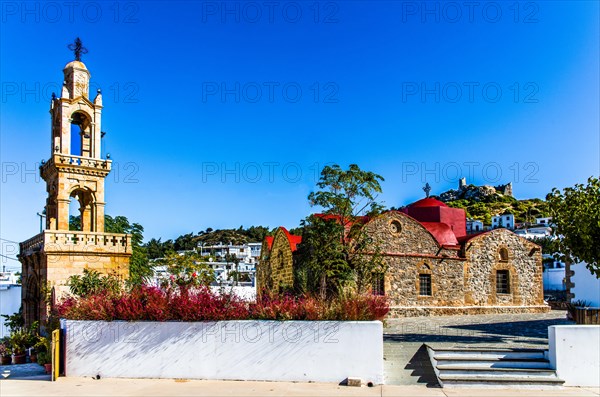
[
  {"xmin": 543, "ymin": 268, "xmax": 565, "ymax": 291},
  {"xmin": 63, "ymin": 320, "xmax": 384, "ymax": 384},
  {"xmin": 571, "ymin": 262, "xmax": 600, "ymax": 307},
  {"xmin": 0, "ymin": 285, "xmax": 21, "ymax": 338},
  {"xmin": 549, "ymin": 325, "xmax": 600, "ymax": 386}
]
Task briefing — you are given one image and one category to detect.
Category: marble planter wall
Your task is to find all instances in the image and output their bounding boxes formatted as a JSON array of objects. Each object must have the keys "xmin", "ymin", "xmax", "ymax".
[
  {"xmin": 62, "ymin": 320, "xmax": 384, "ymax": 384},
  {"xmin": 548, "ymin": 325, "xmax": 600, "ymax": 386}
]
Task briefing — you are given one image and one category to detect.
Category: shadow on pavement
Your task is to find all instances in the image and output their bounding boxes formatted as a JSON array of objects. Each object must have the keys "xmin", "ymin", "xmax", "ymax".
[
  {"xmin": 447, "ymin": 317, "xmax": 574, "ymax": 340},
  {"xmin": 403, "ymin": 344, "xmax": 440, "ymax": 388}
]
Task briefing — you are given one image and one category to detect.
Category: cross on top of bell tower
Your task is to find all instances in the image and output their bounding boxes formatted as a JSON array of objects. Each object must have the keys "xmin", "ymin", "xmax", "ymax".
[{"xmin": 67, "ymin": 37, "xmax": 88, "ymax": 61}]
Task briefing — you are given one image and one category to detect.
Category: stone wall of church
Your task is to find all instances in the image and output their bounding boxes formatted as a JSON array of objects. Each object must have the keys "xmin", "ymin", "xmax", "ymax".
[
  {"xmin": 382, "ymin": 256, "xmax": 466, "ymax": 308},
  {"xmin": 256, "ymin": 240, "xmax": 271, "ymax": 292},
  {"xmin": 260, "ymin": 230, "xmax": 294, "ymax": 292},
  {"xmin": 362, "ymin": 212, "xmax": 465, "ymax": 308},
  {"xmin": 362, "ymin": 211, "xmax": 459, "ymax": 258},
  {"xmin": 463, "ymin": 229, "xmax": 544, "ymax": 306}
]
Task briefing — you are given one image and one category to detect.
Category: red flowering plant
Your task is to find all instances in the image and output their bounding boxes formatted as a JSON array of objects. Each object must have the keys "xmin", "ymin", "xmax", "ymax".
[{"xmin": 56, "ymin": 281, "xmax": 389, "ymax": 322}]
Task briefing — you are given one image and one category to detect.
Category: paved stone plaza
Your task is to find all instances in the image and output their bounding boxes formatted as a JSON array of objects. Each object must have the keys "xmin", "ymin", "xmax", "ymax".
[{"xmin": 383, "ymin": 310, "xmax": 573, "ymax": 385}]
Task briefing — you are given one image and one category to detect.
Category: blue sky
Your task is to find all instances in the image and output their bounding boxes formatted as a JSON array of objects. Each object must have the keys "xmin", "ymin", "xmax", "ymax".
[{"xmin": 1, "ymin": 1, "xmax": 599, "ymax": 268}]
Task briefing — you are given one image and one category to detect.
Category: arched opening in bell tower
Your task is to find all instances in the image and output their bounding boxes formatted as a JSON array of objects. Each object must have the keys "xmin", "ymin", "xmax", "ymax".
[
  {"xmin": 70, "ymin": 111, "xmax": 93, "ymax": 158},
  {"xmin": 68, "ymin": 188, "xmax": 95, "ymax": 232}
]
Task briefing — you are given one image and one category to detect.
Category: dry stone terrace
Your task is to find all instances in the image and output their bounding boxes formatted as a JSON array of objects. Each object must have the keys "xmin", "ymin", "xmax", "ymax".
[{"xmin": 383, "ymin": 310, "xmax": 573, "ymax": 386}]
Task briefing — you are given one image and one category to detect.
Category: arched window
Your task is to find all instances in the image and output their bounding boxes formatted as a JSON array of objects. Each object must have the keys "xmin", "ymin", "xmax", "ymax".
[{"xmin": 499, "ymin": 247, "xmax": 509, "ymax": 261}]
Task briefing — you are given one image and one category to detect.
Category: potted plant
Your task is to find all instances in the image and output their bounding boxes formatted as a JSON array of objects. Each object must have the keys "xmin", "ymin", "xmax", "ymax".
[
  {"xmin": 35, "ymin": 337, "xmax": 52, "ymax": 374},
  {"xmin": 0, "ymin": 341, "xmax": 11, "ymax": 365},
  {"xmin": 25, "ymin": 329, "xmax": 40, "ymax": 363},
  {"xmin": 9, "ymin": 329, "xmax": 29, "ymax": 364}
]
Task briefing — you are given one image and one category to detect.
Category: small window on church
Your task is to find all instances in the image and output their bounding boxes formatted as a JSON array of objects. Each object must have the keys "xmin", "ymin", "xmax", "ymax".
[
  {"xmin": 419, "ymin": 274, "xmax": 431, "ymax": 296},
  {"xmin": 390, "ymin": 220, "xmax": 402, "ymax": 235},
  {"xmin": 499, "ymin": 248, "xmax": 509, "ymax": 261},
  {"xmin": 372, "ymin": 273, "xmax": 385, "ymax": 296},
  {"xmin": 496, "ymin": 270, "xmax": 510, "ymax": 294}
]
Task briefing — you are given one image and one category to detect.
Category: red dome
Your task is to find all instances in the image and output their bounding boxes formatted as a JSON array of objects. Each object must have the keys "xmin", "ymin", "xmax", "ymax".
[{"xmin": 409, "ymin": 197, "xmax": 448, "ymax": 208}]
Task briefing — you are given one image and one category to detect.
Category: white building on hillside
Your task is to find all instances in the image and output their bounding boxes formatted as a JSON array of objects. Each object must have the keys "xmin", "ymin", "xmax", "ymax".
[
  {"xmin": 466, "ymin": 219, "xmax": 484, "ymax": 233},
  {"xmin": 535, "ymin": 217, "xmax": 553, "ymax": 226},
  {"xmin": 198, "ymin": 242, "xmax": 262, "ymax": 264},
  {"xmin": 514, "ymin": 227, "xmax": 552, "ymax": 239},
  {"xmin": 492, "ymin": 214, "xmax": 515, "ymax": 230}
]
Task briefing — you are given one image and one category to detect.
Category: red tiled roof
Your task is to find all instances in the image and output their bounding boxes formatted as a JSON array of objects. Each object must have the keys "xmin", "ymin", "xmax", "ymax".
[
  {"xmin": 279, "ymin": 227, "xmax": 302, "ymax": 252},
  {"xmin": 264, "ymin": 236, "xmax": 274, "ymax": 250},
  {"xmin": 420, "ymin": 222, "xmax": 459, "ymax": 245}
]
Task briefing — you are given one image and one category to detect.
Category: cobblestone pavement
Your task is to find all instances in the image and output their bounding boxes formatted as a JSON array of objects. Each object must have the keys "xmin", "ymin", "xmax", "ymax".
[{"xmin": 383, "ymin": 311, "xmax": 573, "ymax": 386}]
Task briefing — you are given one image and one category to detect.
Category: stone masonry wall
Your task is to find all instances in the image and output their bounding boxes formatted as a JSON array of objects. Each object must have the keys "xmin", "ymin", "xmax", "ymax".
[
  {"xmin": 363, "ymin": 212, "xmax": 465, "ymax": 308},
  {"xmin": 463, "ymin": 229, "xmax": 544, "ymax": 306},
  {"xmin": 261, "ymin": 229, "xmax": 294, "ymax": 291}
]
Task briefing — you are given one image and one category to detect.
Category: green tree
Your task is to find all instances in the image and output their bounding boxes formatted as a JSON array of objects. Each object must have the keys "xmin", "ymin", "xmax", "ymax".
[
  {"xmin": 295, "ymin": 214, "xmax": 352, "ymax": 297},
  {"xmin": 69, "ymin": 215, "xmax": 81, "ymax": 231},
  {"xmin": 104, "ymin": 215, "xmax": 151, "ymax": 285},
  {"xmin": 297, "ymin": 164, "xmax": 386, "ymax": 298},
  {"xmin": 174, "ymin": 233, "xmax": 197, "ymax": 251},
  {"xmin": 546, "ymin": 176, "xmax": 600, "ymax": 277},
  {"xmin": 157, "ymin": 251, "xmax": 214, "ymax": 290},
  {"xmin": 146, "ymin": 238, "xmax": 165, "ymax": 259}
]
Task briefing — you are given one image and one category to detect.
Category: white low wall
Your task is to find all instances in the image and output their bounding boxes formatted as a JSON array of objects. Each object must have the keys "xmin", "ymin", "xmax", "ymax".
[
  {"xmin": 548, "ymin": 325, "xmax": 600, "ymax": 386},
  {"xmin": 63, "ymin": 320, "xmax": 384, "ymax": 384}
]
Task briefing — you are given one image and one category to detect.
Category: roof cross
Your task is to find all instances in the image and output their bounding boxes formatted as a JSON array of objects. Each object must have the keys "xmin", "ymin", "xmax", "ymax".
[
  {"xmin": 68, "ymin": 37, "xmax": 88, "ymax": 61},
  {"xmin": 423, "ymin": 183, "xmax": 432, "ymax": 198}
]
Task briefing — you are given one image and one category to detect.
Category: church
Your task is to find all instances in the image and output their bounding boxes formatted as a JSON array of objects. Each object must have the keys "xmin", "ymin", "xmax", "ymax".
[
  {"xmin": 18, "ymin": 41, "xmax": 131, "ymax": 327},
  {"xmin": 258, "ymin": 196, "xmax": 548, "ymax": 316}
]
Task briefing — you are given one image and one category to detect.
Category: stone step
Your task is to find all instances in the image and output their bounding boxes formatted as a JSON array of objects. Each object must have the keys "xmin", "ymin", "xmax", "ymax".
[
  {"xmin": 438, "ymin": 374, "xmax": 565, "ymax": 387},
  {"xmin": 426, "ymin": 345, "xmax": 564, "ymax": 388},
  {"xmin": 432, "ymin": 350, "xmax": 546, "ymax": 360},
  {"xmin": 437, "ymin": 367, "xmax": 559, "ymax": 378},
  {"xmin": 433, "ymin": 354, "xmax": 548, "ymax": 362},
  {"xmin": 433, "ymin": 359, "xmax": 551, "ymax": 369}
]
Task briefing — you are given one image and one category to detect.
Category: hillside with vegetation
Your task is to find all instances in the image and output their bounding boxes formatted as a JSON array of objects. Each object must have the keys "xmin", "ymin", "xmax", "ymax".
[
  {"xmin": 434, "ymin": 188, "xmax": 549, "ymax": 226},
  {"xmin": 145, "ymin": 226, "xmax": 272, "ymax": 259}
]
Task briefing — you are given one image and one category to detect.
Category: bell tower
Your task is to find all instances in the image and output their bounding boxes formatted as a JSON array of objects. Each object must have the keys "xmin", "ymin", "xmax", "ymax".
[
  {"xmin": 19, "ymin": 39, "xmax": 131, "ymax": 328},
  {"xmin": 44, "ymin": 56, "xmax": 108, "ymax": 232}
]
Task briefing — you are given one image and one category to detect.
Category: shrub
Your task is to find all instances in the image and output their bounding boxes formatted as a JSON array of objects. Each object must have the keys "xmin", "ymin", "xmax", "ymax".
[
  {"xmin": 68, "ymin": 269, "xmax": 122, "ymax": 298},
  {"xmin": 56, "ymin": 286, "xmax": 389, "ymax": 322}
]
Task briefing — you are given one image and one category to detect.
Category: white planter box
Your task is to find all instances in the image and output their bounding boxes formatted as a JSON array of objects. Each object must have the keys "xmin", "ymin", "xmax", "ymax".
[
  {"xmin": 549, "ymin": 325, "xmax": 600, "ymax": 386},
  {"xmin": 62, "ymin": 320, "xmax": 384, "ymax": 384}
]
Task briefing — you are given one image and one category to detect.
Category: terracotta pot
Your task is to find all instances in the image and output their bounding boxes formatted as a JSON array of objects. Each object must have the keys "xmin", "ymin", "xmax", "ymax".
[
  {"xmin": 44, "ymin": 363, "xmax": 52, "ymax": 374},
  {"xmin": 12, "ymin": 354, "xmax": 26, "ymax": 365},
  {"xmin": 1, "ymin": 355, "xmax": 11, "ymax": 365}
]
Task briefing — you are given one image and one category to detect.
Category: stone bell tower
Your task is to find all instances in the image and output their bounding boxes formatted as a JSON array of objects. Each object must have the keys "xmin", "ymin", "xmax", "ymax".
[{"xmin": 19, "ymin": 39, "xmax": 131, "ymax": 327}]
